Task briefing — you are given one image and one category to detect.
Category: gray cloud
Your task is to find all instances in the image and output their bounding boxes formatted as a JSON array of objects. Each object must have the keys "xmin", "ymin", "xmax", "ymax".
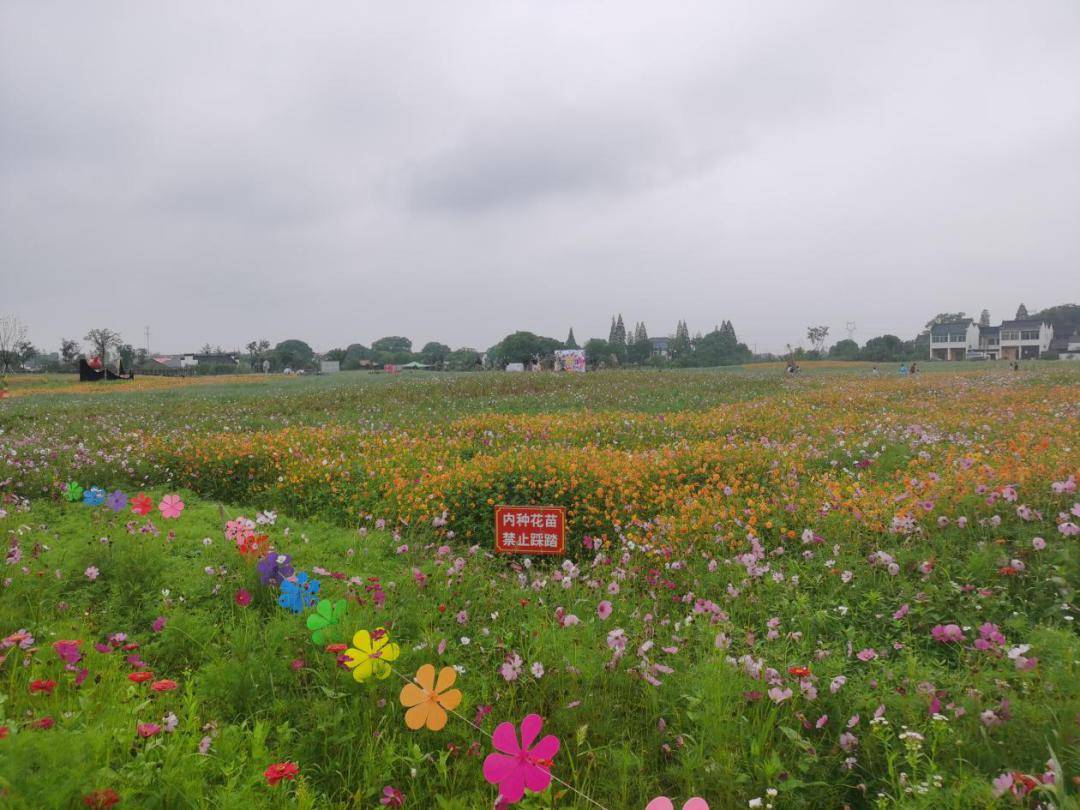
[{"xmin": 2, "ymin": 1, "xmax": 1078, "ymax": 355}]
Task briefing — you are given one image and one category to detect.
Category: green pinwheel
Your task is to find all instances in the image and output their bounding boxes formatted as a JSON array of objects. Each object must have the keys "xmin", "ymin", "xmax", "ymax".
[
  {"xmin": 306, "ymin": 599, "xmax": 347, "ymax": 644},
  {"xmin": 63, "ymin": 482, "xmax": 84, "ymax": 502}
]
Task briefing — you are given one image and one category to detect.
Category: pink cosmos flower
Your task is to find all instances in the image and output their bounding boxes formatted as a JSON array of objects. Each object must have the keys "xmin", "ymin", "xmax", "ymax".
[
  {"xmin": 158, "ymin": 495, "xmax": 184, "ymax": 519},
  {"xmin": 137, "ymin": 723, "xmax": 161, "ymax": 738},
  {"xmin": 380, "ymin": 785, "xmax": 405, "ymax": 807},
  {"xmin": 1032, "ymin": 536, "xmax": 1046, "ymax": 550},
  {"xmin": 597, "ymin": 601, "xmax": 613, "ymax": 620},
  {"xmin": 84, "ymin": 566, "xmax": 99, "ymax": 581},
  {"xmin": 931, "ymin": 624, "xmax": 965, "ymax": 643},
  {"xmin": 482, "ymin": 714, "xmax": 560, "ymax": 805},
  {"xmin": 856, "ymin": 648, "xmax": 878, "ymax": 662},
  {"xmin": 234, "ymin": 589, "xmax": 252, "ymax": 607}
]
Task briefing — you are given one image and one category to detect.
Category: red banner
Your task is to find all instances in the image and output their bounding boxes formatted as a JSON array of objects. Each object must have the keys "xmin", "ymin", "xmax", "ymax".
[{"xmin": 494, "ymin": 505, "xmax": 566, "ymax": 555}]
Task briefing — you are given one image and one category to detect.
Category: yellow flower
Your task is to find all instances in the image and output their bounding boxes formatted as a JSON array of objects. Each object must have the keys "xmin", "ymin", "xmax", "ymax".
[
  {"xmin": 344, "ymin": 628, "xmax": 400, "ymax": 682},
  {"xmin": 399, "ymin": 664, "xmax": 462, "ymax": 731}
]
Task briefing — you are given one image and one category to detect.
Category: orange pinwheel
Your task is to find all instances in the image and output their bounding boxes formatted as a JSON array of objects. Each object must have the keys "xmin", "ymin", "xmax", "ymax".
[{"xmin": 399, "ymin": 664, "xmax": 462, "ymax": 731}]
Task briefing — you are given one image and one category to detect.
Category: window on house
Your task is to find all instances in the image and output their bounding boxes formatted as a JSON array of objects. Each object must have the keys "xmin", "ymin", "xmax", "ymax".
[
  {"xmin": 1001, "ymin": 331, "xmax": 1020, "ymax": 341},
  {"xmin": 1020, "ymin": 330, "xmax": 1040, "ymax": 340}
]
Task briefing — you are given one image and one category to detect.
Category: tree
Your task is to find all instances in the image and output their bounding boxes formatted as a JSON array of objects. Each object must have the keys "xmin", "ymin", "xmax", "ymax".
[
  {"xmin": 245, "ymin": 339, "xmax": 271, "ymax": 370},
  {"xmin": 671, "ymin": 321, "xmax": 691, "ymax": 360},
  {"xmin": 584, "ymin": 338, "xmax": 611, "ymax": 369},
  {"xmin": 635, "ymin": 322, "xmax": 648, "ymax": 343},
  {"xmin": 1031, "ymin": 303, "xmax": 1079, "ymax": 338},
  {"xmin": 564, "ymin": 328, "xmax": 578, "ymax": 349},
  {"xmin": 84, "ymin": 328, "xmax": 123, "ymax": 364},
  {"xmin": 1015, "ymin": 303, "xmax": 1029, "ymax": 319},
  {"xmin": 341, "ymin": 343, "xmax": 374, "ymax": 370},
  {"xmin": 60, "ymin": 338, "xmax": 80, "ymax": 365},
  {"xmin": 419, "ymin": 342, "xmax": 451, "ymax": 367},
  {"xmin": 487, "ymin": 332, "xmax": 562, "ymax": 368},
  {"xmin": 979, "ymin": 309, "xmax": 991, "ymax": 326},
  {"xmin": 828, "ymin": 339, "xmax": 860, "ymax": 360},
  {"xmin": 117, "ymin": 343, "xmax": 135, "ymax": 367},
  {"xmin": 0, "ymin": 315, "xmax": 28, "ymax": 373},
  {"xmin": 860, "ymin": 334, "xmax": 905, "ymax": 362},
  {"xmin": 272, "ymin": 339, "xmax": 315, "ymax": 371},
  {"xmin": 322, "ymin": 348, "xmax": 347, "ymax": 362},
  {"xmin": 807, "ymin": 325, "xmax": 830, "ymax": 355},
  {"xmin": 447, "ymin": 347, "xmax": 482, "ymax": 371},
  {"xmin": 372, "ymin": 336, "xmax": 413, "ymax": 354},
  {"xmin": 612, "ymin": 315, "xmax": 626, "ymax": 348}
]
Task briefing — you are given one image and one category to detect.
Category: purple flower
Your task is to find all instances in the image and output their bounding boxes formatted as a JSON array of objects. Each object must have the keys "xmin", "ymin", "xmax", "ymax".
[
  {"xmin": 256, "ymin": 552, "xmax": 294, "ymax": 586},
  {"xmin": 152, "ymin": 616, "xmax": 167, "ymax": 633}
]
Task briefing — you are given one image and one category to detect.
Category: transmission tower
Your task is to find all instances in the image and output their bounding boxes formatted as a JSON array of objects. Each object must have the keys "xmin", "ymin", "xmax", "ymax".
[{"xmin": 845, "ymin": 321, "xmax": 857, "ymax": 341}]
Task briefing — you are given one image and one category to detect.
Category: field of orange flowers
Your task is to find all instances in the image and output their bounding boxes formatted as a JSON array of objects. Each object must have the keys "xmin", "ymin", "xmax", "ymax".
[{"xmin": 1, "ymin": 365, "xmax": 1078, "ymax": 808}]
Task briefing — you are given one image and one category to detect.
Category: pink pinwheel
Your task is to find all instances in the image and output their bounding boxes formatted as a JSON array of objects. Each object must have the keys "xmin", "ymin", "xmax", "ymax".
[
  {"xmin": 482, "ymin": 714, "xmax": 560, "ymax": 805},
  {"xmin": 647, "ymin": 798, "xmax": 709, "ymax": 810},
  {"xmin": 158, "ymin": 494, "xmax": 185, "ymax": 519}
]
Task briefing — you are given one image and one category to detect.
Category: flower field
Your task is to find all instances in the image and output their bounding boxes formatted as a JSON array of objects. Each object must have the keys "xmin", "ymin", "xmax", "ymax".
[{"xmin": 1, "ymin": 366, "xmax": 1078, "ymax": 808}]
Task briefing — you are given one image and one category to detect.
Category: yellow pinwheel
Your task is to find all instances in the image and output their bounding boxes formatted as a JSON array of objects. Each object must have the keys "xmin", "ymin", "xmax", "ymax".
[
  {"xmin": 399, "ymin": 664, "xmax": 462, "ymax": 731},
  {"xmin": 343, "ymin": 628, "xmax": 400, "ymax": 682}
]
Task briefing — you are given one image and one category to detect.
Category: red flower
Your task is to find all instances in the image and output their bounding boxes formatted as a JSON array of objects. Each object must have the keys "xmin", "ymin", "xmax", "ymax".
[
  {"xmin": 788, "ymin": 666, "xmax": 811, "ymax": 678},
  {"xmin": 83, "ymin": 788, "xmax": 121, "ymax": 808},
  {"xmin": 150, "ymin": 679, "xmax": 178, "ymax": 692},
  {"xmin": 234, "ymin": 589, "xmax": 252, "ymax": 607},
  {"xmin": 130, "ymin": 493, "xmax": 154, "ymax": 516},
  {"xmin": 136, "ymin": 723, "xmax": 161, "ymax": 738},
  {"xmin": 998, "ymin": 566, "xmax": 1019, "ymax": 576},
  {"xmin": 264, "ymin": 761, "xmax": 299, "ymax": 786},
  {"xmin": 0, "ymin": 726, "xmax": 9, "ymax": 739},
  {"xmin": 324, "ymin": 643, "xmax": 348, "ymax": 654},
  {"xmin": 32, "ymin": 716, "xmax": 55, "ymax": 730},
  {"xmin": 30, "ymin": 679, "xmax": 58, "ymax": 695},
  {"xmin": 128, "ymin": 671, "xmax": 154, "ymax": 684}
]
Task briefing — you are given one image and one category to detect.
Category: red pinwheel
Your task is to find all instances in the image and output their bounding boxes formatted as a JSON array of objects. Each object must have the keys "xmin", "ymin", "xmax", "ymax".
[{"xmin": 130, "ymin": 493, "xmax": 154, "ymax": 516}]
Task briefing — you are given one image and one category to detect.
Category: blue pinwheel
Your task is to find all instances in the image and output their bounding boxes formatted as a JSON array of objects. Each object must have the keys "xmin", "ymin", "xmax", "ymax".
[
  {"xmin": 278, "ymin": 572, "xmax": 320, "ymax": 613},
  {"xmin": 83, "ymin": 487, "xmax": 106, "ymax": 507}
]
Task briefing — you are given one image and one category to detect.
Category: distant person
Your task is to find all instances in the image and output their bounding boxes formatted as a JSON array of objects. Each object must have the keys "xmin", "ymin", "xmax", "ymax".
[
  {"xmin": 899, "ymin": 364, "xmax": 908, "ymax": 375},
  {"xmin": 871, "ymin": 366, "xmax": 879, "ymax": 375},
  {"xmin": 909, "ymin": 362, "xmax": 918, "ymax": 375}
]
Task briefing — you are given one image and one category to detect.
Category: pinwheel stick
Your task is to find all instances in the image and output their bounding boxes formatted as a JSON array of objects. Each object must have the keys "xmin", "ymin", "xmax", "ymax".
[{"xmin": 387, "ymin": 664, "xmax": 611, "ymax": 810}]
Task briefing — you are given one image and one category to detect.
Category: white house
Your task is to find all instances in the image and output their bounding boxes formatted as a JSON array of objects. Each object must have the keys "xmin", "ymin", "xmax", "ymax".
[
  {"xmin": 997, "ymin": 319, "xmax": 1054, "ymax": 360},
  {"xmin": 929, "ymin": 320, "xmax": 980, "ymax": 361},
  {"xmin": 930, "ymin": 318, "xmax": 1054, "ymax": 361}
]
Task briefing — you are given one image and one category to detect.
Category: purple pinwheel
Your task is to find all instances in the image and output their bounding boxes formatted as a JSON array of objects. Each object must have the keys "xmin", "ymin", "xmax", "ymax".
[
  {"xmin": 257, "ymin": 551, "xmax": 295, "ymax": 586},
  {"xmin": 106, "ymin": 490, "xmax": 127, "ymax": 512}
]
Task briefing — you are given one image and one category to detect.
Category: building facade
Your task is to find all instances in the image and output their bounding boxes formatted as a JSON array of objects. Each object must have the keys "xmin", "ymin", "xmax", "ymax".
[{"xmin": 930, "ymin": 319, "xmax": 1053, "ymax": 361}]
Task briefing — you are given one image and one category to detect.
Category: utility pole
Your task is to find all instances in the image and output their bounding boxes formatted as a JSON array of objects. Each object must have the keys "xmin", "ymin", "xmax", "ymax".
[{"xmin": 144, "ymin": 326, "xmax": 151, "ymax": 355}]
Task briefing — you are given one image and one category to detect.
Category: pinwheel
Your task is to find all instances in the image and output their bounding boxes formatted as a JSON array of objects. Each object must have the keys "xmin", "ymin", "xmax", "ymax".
[
  {"xmin": 399, "ymin": 664, "xmax": 462, "ymax": 731},
  {"xmin": 482, "ymin": 714, "xmax": 560, "ymax": 804},
  {"xmin": 277, "ymin": 572, "xmax": 319, "ymax": 613},
  {"xmin": 305, "ymin": 598, "xmax": 346, "ymax": 644},
  {"xmin": 343, "ymin": 628, "xmax": 399, "ymax": 682},
  {"xmin": 82, "ymin": 487, "xmax": 106, "ymax": 507},
  {"xmin": 63, "ymin": 482, "xmax": 84, "ymax": 503}
]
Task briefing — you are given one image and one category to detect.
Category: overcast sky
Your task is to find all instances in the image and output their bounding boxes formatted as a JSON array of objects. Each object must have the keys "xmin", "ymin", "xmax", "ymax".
[{"xmin": 2, "ymin": 1, "xmax": 1078, "ymax": 355}]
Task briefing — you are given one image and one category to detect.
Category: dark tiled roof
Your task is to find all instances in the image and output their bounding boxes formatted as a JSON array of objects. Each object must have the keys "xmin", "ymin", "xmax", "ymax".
[
  {"xmin": 979, "ymin": 325, "xmax": 1000, "ymax": 334},
  {"xmin": 999, "ymin": 319, "xmax": 1045, "ymax": 329}
]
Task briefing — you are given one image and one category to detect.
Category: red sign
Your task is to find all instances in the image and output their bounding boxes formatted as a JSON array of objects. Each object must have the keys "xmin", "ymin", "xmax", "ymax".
[{"xmin": 494, "ymin": 505, "xmax": 566, "ymax": 555}]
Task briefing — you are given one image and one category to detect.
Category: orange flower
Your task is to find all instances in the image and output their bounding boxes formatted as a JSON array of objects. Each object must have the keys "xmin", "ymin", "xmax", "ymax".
[{"xmin": 399, "ymin": 664, "xmax": 462, "ymax": 731}]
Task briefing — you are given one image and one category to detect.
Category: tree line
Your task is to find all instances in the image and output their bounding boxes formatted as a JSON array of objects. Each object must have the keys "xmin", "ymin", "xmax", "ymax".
[{"xmin": 2, "ymin": 302, "xmax": 1076, "ymax": 375}]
